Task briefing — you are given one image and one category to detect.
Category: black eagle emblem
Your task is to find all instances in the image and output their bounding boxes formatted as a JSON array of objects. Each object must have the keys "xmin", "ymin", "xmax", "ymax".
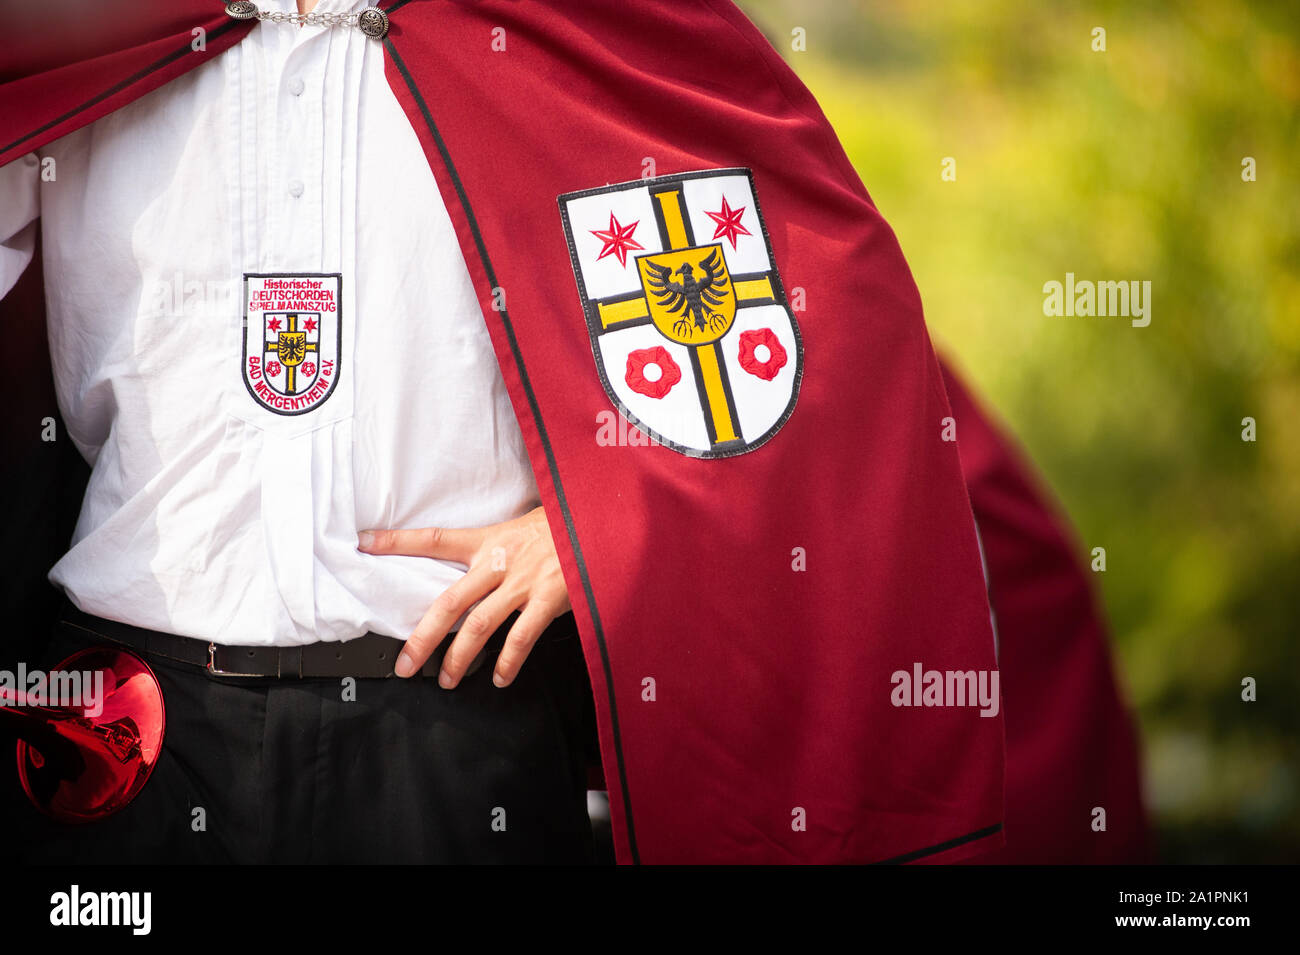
[
  {"xmin": 643, "ymin": 248, "xmax": 731, "ymax": 337},
  {"xmin": 278, "ymin": 333, "xmax": 306, "ymax": 365}
]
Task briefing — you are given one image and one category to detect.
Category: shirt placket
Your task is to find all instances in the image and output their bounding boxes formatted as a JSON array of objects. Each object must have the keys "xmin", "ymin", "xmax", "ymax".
[{"xmin": 258, "ymin": 19, "xmax": 333, "ymax": 640}]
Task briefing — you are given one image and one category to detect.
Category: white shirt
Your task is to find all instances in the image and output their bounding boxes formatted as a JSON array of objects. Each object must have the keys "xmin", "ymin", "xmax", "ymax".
[{"xmin": 0, "ymin": 0, "xmax": 540, "ymax": 646}]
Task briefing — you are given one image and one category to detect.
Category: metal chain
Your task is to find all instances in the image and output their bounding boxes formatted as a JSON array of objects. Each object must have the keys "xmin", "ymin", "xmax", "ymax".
[
  {"xmin": 224, "ymin": 2, "xmax": 390, "ymax": 38},
  {"xmin": 256, "ymin": 9, "xmax": 359, "ymax": 27}
]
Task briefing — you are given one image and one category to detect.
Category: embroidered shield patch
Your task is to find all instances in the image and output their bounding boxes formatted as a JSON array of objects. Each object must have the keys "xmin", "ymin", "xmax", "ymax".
[
  {"xmin": 242, "ymin": 273, "xmax": 342, "ymax": 416},
  {"xmin": 558, "ymin": 168, "xmax": 803, "ymax": 457}
]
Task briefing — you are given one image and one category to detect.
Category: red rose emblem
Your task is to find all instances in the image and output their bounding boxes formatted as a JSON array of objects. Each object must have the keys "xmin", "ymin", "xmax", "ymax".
[
  {"xmin": 624, "ymin": 346, "xmax": 682, "ymax": 399},
  {"xmin": 737, "ymin": 327, "xmax": 787, "ymax": 380},
  {"xmin": 302, "ymin": 361, "xmax": 317, "ymax": 378},
  {"xmin": 267, "ymin": 360, "xmax": 283, "ymax": 378}
]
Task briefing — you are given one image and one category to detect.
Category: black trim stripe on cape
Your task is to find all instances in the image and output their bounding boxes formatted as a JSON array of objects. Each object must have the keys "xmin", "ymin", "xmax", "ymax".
[
  {"xmin": 382, "ymin": 32, "xmax": 642, "ymax": 864},
  {"xmin": 0, "ymin": 16, "xmax": 248, "ymax": 158}
]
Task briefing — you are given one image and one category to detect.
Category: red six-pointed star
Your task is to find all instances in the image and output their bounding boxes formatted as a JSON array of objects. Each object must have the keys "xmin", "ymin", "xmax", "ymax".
[
  {"xmin": 705, "ymin": 196, "xmax": 752, "ymax": 250},
  {"xmin": 267, "ymin": 317, "xmax": 283, "ymax": 332},
  {"xmin": 591, "ymin": 212, "xmax": 644, "ymax": 267},
  {"xmin": 303, "ymin": 316, "xmax": 318, "ymax": 333}
]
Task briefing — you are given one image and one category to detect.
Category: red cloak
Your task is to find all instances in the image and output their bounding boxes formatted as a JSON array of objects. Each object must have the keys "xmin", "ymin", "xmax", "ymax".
[{"xmin": 940, "ymin": 363, "xmax": 1150, "ymax": 863}]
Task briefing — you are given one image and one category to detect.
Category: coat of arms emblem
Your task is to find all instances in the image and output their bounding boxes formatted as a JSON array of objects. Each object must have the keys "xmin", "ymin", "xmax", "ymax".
[
  {"xmin": 559, "ymin": 168, "xmax": 802, "ymax": 457},
  {"xmin": 242, "ymin": 273, "xmax": 342, "ymax": 416}
]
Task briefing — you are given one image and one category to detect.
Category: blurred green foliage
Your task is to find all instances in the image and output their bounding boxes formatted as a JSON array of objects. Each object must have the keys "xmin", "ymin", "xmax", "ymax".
[{"xmin": 738, "ymin": 0, "xmax": 1300, "ymax": 862}]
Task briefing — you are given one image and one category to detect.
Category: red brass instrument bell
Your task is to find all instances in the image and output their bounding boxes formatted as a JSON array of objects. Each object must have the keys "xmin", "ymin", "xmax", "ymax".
[{"xmin": 1, "ymin": 646, "xmax": 165, "ymax": 823}]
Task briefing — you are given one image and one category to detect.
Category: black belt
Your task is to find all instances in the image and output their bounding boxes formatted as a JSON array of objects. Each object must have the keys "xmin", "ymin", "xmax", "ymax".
[{"xmin": 55, "ymin": 599, "xmax": 495, "ymax": 679}]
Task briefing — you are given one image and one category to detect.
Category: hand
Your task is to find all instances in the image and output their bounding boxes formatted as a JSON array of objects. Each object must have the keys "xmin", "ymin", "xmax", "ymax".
[{"xmin": 356, "ymin": 506, "xmax": 571, "ymax": 688}]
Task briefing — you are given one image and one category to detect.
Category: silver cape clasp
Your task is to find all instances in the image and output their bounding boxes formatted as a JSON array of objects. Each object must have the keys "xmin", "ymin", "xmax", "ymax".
[{"xmin": 224, "ymin": 2, "xmax": 390, "ymax": 40}]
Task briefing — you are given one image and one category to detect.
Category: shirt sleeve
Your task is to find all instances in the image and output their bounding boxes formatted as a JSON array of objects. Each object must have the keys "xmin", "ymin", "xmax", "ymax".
[{"xmin": 0, "ymin": 152, "xmax": 40, "ymax": 301}]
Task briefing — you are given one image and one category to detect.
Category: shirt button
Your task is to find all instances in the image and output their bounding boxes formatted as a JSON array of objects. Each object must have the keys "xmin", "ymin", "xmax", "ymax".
[
  {"xmin": 288, "ymin": 180, "xmax": 305, "ymax": 198},
  {"xmin": 288, "ymin": 77, "xmax": 305, "ymax": 96}
]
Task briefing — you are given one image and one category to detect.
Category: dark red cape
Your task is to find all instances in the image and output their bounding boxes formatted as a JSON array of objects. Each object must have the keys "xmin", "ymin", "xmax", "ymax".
[
  {"xmin": 940, "ymin": 363, "xmax": 1150, "ymax": 863},
  {"xmin": 1, "ymin": 0, "xmax": 1033, "ymax": 863}
]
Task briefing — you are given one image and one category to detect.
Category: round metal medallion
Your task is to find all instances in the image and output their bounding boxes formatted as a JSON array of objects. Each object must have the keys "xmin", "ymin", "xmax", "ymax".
[
  {"xmin": 225, "ymin": 0, "xmax": 259, "ymax": 20},
  {"xmin": 357, "ymin": 7, "xmax": 390, "ymax": 39}
]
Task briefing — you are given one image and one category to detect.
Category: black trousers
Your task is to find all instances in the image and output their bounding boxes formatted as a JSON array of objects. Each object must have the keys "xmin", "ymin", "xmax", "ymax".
[{"xmin": 12, "ymin": 606, "xmax": 600, "ymax": 864}]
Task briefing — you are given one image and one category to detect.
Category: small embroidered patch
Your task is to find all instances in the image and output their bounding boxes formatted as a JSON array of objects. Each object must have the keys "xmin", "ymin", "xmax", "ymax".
[{"xmin": 242, "ymin": 273, "xmax": 342, "ymax": 416}]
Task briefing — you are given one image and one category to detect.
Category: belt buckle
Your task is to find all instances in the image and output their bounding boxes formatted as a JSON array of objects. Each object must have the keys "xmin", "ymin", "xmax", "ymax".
[{"xmin": 206, "ymin": 642, "xmax": 260, "ymax": 678}]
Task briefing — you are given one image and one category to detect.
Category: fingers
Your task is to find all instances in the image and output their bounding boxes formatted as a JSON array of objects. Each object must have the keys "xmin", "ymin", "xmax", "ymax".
[
  {"xmin": 357, "ymin": 525, "xmax": 483, "ymax": 564},
  {"xmin": 394, "ymin": 561, "xmax": 498, "ymax": 677},
  {"xmin": 491, "ymin": 602, "xmax": 557, "ymax": 688},
  {"xmin": 381, "ymin": 506, "xmax": 573, "ymax": 687},
  {"xmin": 435, "ymin": 589, "xmax": 521, "ymax": 689}
]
